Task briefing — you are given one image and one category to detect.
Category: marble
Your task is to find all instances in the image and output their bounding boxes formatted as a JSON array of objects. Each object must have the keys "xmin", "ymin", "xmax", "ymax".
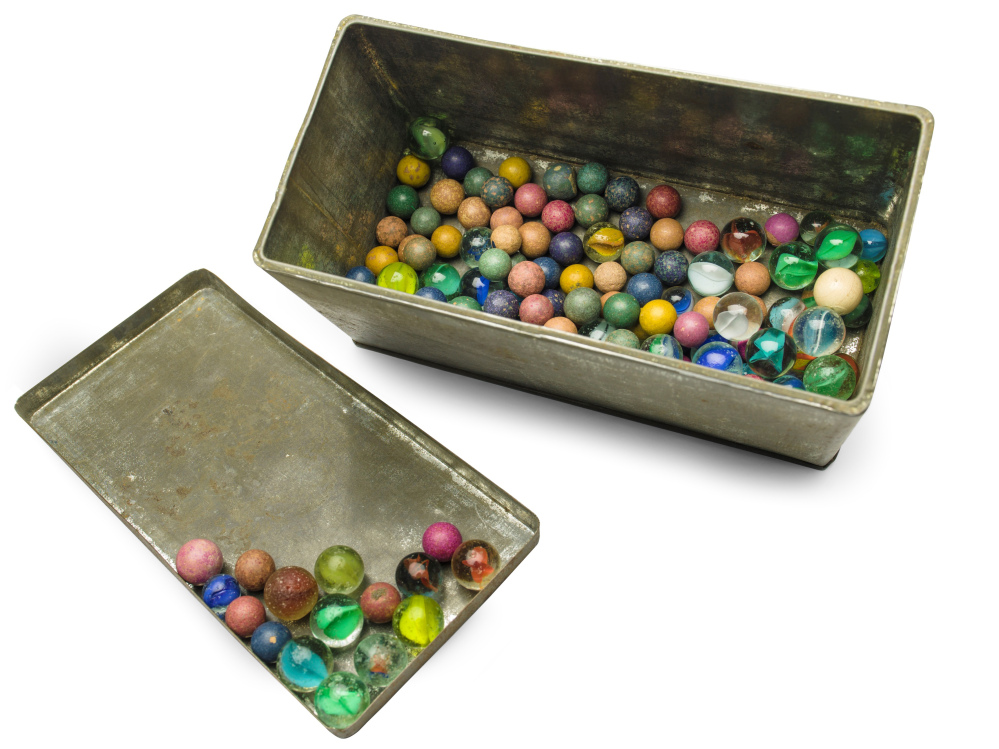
[
  {"xmin": 310, "ymin": 594, "xmax": 365, "ymax": 648},
  {"xmin": 451, "ymin": 540, "xmax": 501, "ymax": 591}
]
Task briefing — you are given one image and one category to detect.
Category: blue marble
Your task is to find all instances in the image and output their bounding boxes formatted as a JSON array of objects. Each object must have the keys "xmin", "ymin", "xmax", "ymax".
[
  {"xmin": 654, "ymin": 251, "xmax": 688, "ymax": 286},
  {"xmin": 792, "ymin": 307, "xmax": 846, "ymax": 357},
  {"xmin": 251, "ymin": 621, "xmax": 293, "ymax": 664},
  {"xmin": 548, "ymin": 232, "xmax": 584, "ymax": 266},
  {"xmin": 662, "ymin": 286, "xmax": 693, "ymax": 314},
  {"xmin": 542, "ymin": 288, "xmax": 566, "ymax": 317},
  {"xmin": 692, "ymin": 341, "xmax": 744, "ymax": 373},
  {"xmin": 701, "ymin": 332, "xmax": 727, "ymax": 347},
  {"xmin": 345, "ymin": 266, "xmax": 376, "ymax": 284},
  {"xmin": 859, "ymin": 228, "xmax": 888, "ymax": 262},
  {"xmin": 483, "ymin": 290, "xmax": 521, "ymax": 319},
  {"xmin": 460, "ymin": 269, "xmax": 504, "ymax": 306},
  {"xmin": 415, "ymin": 286, "xmax": 447, "ymax": 302},
  {"xmin": 774, "ymin": 374, "xmax": 805, "ymax": 389},
  {"xmin": 203, "ymin": 575, "xmax": 241, "ymax": 617},
  {"xmin": 619, "ymin": 207, "xmax": 653, "ymax": 241},
  {"xmin": 625, "ymin": 273, "xmax": 664, "ymax": 307},
  {"xmin": 533, "ymin": 256, "xmax": 562, "ymax": 289},
  {"xmin": 604, "ymin": 176, "xmax": 639, "ymax": 212},
  {"xmin": 441, "ymin": 146, "xmax": 475, "ymax": 180}
]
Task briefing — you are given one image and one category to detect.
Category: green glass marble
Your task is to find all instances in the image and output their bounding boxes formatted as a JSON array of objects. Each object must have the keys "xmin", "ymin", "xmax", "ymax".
[
  {"xmin": 353, "ymin": 634, "xmax": 409, "ymax": 687},
  {"xmin": 605, "ymin": 328, "xmax": 640, "ymax": 348},
  {"xmin": 803, "ymin": 355, "xmax": 857, "ymax": 399},
  {"xmin": 421, "ymin": 263, "xmax": 461, "ymax": 299},
  {"xmin": 410, "ymin": 206, "xmax": 441, "ymax": 237},
  {"xmin": 392, "ymin": 595, "xmax": 444, "ymax": 652},
  {"xmin": 799, "ymin": 210, "xmax": 832, "ymax": 245},
  {"xmin": 583, "ymin": 222, "xmax": 625, "ymax": 263},
  {"xmin": 814, "ymin": 223, "xmax": 862, "ymax": 269},
  {"xmin": 310, "ymin": 594, "xmax": 364, "ymax": 648},
  {"xmin": 463, "ymin": 167, "xmax": 493, "ymax": 198},
  {"xmin": 407, "ymin": 116, "xmax": 449, "ymax": 161},
  {"xmin": 854, "ymin": 259, "xmax": 881, "ymax": 294},
  {"xmin": 450, "ymin": 295, "xmax": 482, "ymax": 311},
  {"xmin": 843, "ymin": 294, "xmax": 872, "ymax": 328},
  {"xmin": 745, "ymin": 328, "xmax": 797, "ymax": 379},
  {"xmin": 573, "ymin": 194, "xmax": 609, "ymax": 228},
  {"xmin": 385, "ymin": 185, "xmax": 419, "ymax": 220},
  {"xmin": 376, "ymin": 262, "xmax": 419, "ymax": 294},
  {"xmin": 314, "ymin": 545, "xmax": 365, "ymax": 595},
  {"xmin": 314, "ymin": 672, "xmax": 371, "ymax": 730},
  {"xmin": 767, "ymin": 241, "xmax": 818, "ymax": 290},
  {"xmin": 276, "ymin": 637, "xmax": 333, "ymax": 694}
]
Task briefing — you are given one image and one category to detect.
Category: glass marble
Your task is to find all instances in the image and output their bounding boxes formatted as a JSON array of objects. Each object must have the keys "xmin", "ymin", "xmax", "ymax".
[
  {"xmin": 406, "ymin": 116, "xmax": 449, "ymax": 161},
  {"xmin": 859, "ymin": 228, "xmax": 888, "ymax": 262},
  {"xmin": 583, "ymin": 222, "xmax": 625, "ymax": 263},
  {"xmin": 767, "ymin": 241, "xmax": 818, "ymax": 290},
  {"xmin": 767, "ymin": 296, "xmax": 807, "ymax": 334},
  {"xmin": 792, "ymin": 307, "xmax": 847, "ymax": 357},
  {"xmin": 662, "ymin": 286, "xmax": 693, "ymax": 314},
  {"xmin": 641, "ymin": 333, "xmax": 683, "ymax": 359},
  {"xmin": 451, "ymin": 539, "xmax": 501, "ymax": 591},
  {"xmin": 799, "ymin": 210, "xmax": 832, "ymax": 245},
  {"xmin": 376, "ymin": 262, "xmax": 419, "ymax": 294},
  {"xmin": 687, "ymin": 251, "xmax": 735, "ymax": 296},
  {"xmin": 803, "ymin": 355, "xmax": 857, "ymax": 399},
  {"xmin": 314, "ymin": 672, "xmax": 371, "ymax": 730},
  {"xmin": 314, "ymin": 545, "xmax": 365, "ymax": 595},
  {"xmin": 843, "ymin": 294, "xmax": 872, "ymax": 328},
  {"xmin": 395, "ymin": 553, "xmax": 443, "ymax": 598},
  {"xmin": 420, "ymin": 262, "xmax": 462, "ymax": 299},
  {"xmin": 461, "ymin": 269, "xmax": 505, "ymax": 307},
  {"xmin": 353, "ymin": 634, "xmax": 410, "ymax": 687},
  {"xmin": 691, "ymin": 341, "xmax": 743, "ymax": 374},
  {"xmin": 814, "ymin": 223, "xmax": 862, "ymax": 268},
  {"xmin": 773, "ymin": 374, "xmax": 805, "ymax": 389},
  {"xmin": 745, "ymin": 328, "xmax": 798, "ymax": 379},
  {"xmin": 459, "ymin": 227, "xmax": 494, "ymax": 269},
  {"xmin": 853, "ymin": 259, "xmax": 881, "ymax": 294},
  {"xmin": 713, "ymin": 292, "xmax": 763, "ymax": 342},
  {"xmin": 392, "ymin": 595, "xmax": 445, "ymax": 651},
  {"xmin": 310, "ymin": 594, "xmax": 365, "ymax": 648},
  {"xmin": 720, "ymin": 217, "xmax": 766, "ymax": 264},
  {"xmin": 579, "ymin": 319, "xmax": 618, "ymax": 341},
  {"xmin": 203, "ymin": 574, "xmax": 241, "ymax": 617},
  {"xmin": 276, "ymin": 636, "xmax": 333, "ymax": 694},
  {"xmin": 250, "ymin": 621, "xmax": 292, "ymax": 664}
]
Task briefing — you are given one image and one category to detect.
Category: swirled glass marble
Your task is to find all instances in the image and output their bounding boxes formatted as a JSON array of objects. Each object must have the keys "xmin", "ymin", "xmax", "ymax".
[{"xmin": 792, "ymin": 307, "xmax": 846, "ymax": 357}]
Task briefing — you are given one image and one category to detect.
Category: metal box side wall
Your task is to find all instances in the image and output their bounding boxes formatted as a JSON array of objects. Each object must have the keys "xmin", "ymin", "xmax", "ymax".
[{"xmin": 266, "ymin": 269, "xmax": 858, "ymax": 466}]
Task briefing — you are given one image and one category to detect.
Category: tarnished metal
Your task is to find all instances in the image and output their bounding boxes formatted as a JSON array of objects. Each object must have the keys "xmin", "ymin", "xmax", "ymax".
[
  {"xmin": 254, "ymin": 16, "xmax": 933, "ymax": 466},
  {"xmin": 15, "ymin": 269, "xmax": 539, "ymax": 738}
]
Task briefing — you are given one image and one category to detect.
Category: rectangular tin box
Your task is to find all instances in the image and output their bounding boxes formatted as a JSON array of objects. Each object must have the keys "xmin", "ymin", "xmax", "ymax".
[
  {"xmin": 253, "ymin": 16, "xmax": 933, "ymax": 467},
  {"xmin": 15, "ymin": 270, "xmax": 539, "ymax": 738}
]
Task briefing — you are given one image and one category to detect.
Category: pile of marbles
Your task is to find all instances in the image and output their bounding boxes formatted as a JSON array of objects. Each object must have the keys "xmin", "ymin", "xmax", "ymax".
[
  {"xmin": 173, "ymin": 522, "xmax": 501, "ymax": 729},
  {"xmin": 342, "ymin": 116, "xmax": 889, "ymax": 400}
]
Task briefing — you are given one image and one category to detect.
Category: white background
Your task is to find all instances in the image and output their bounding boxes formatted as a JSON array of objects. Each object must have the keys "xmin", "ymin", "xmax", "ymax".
[{"xmin": 2, "ymin": 2, "xmax": 996, "ymax": 747}]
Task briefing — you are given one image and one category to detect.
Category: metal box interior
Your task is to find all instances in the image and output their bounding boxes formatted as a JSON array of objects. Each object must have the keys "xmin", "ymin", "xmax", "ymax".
[{"xmin": 254, "ymin": 16, "xmax": 932, "ymax": 466}]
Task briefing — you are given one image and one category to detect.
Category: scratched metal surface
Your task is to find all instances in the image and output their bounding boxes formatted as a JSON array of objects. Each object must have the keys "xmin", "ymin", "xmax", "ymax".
[
  {"xmin": 15, "ymin": 269, "xmax": 539, "ymax": 738},
  {"xmin": 253, "ymin": 16, "xmax": 933, "ymax": 466}
]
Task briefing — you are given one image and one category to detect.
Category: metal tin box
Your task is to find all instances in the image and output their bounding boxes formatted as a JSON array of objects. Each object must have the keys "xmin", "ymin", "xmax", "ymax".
[
  {"xmin": 15, "ymin": 270, "xmax": 539, "ymax": 738},
  {"xmin": 253, "ymin": 16, "xmax": 932, "ymax": 467}
]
